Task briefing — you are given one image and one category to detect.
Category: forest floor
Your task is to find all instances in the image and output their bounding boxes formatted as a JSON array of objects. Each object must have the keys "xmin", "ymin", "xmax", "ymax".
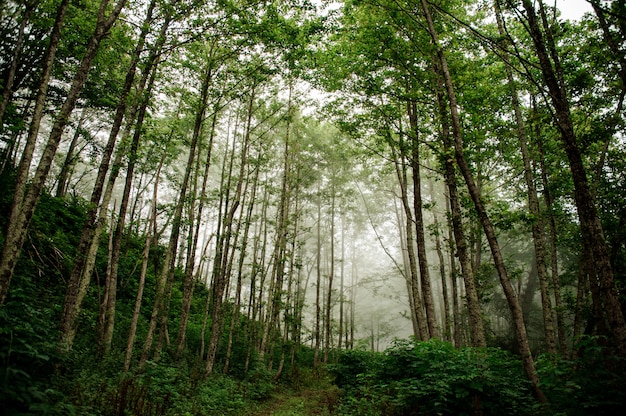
[{"xmin": 246, "ymin": 382, "xmax": 341, "ymax": 415}]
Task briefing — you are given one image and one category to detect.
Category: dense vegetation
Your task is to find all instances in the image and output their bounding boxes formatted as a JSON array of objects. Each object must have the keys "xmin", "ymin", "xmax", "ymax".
[{"xmin": 1, "ymin": 0, "xmax": 626, "ymax": 414}]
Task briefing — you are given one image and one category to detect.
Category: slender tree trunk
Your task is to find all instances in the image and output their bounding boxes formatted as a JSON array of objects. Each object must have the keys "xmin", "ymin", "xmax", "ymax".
[
  {"xmin": 338, "ymin": 213, "xmax": 346, "ymax": 350},
  {"xmin": 0, "ymin": 0, "xmax": 72, "ymax": 305},
  {"xmin": 434, "ymin": 57, "xmax": 485, "ymax": 348},
  {"xmin": 421, "ymin": 0, "xmax": 544, "ymax": 400},
  {"xmin": 55, "ymin": 108, "xmax": 87, "ymax": 197},
  {"xmin": 314, "ymin": 183, "xmax": 322, "ymax": 369},
  {"xmin": 58, "ymin": 1, "xmax": 160, "ymax": 351},
  {"xmin": 224, "ymin": 98, "xmax": 258, "ymax": 374},
  {"xmin": 205, "ymin": 100, "xmax": 252, "ymax": 376},
  {"xmin": 431, "ymin": 190, "xmax": 451, "ymax": 342},
  {"xmin": 394, "ymin": 197, "xmax": 420, "ymax": 337},
  {"xmin": 261, "ymin": 87, "xmax": 293, "ymax": 364},
  {"xmin": 521, "ymin": 0, "xmax": 626, "ymax": 356},
  {"xmin": 532, "ymin": 97, "xmax": 567, "ymax": 353},
  {"xmin": 123, "ymin": 149, "xmax": 165, "ymax": 372},
  {"xmin": 323, "ymin": 187, "xmax": 335, "ymax": 363},
  {"xmin": 391, "ymin": 138, "xmax": 428, "ymax": 340},
  {"xmin": 446, "ymin": 197, "xmax": 462, "ymax": 348},
  {"xmin": 175, "ymin": 49, "xmax": 219, "ymax": 359},
  {"xmin": 0, "ymin": 2, "xmax": 33, "ymax": 125},
  {"xmin": 494, "ymin": 1, "xmax": 556, "ymax": 354},
  {"xmin": 408, "ymin": 100, "xmax": 439, "ymax": 338}
]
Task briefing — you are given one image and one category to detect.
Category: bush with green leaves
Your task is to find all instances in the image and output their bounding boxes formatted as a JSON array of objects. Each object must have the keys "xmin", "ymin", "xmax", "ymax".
[
  {"xmin": 537, "ymin": 336, "xmax": 626, "ymax": 415},
  {"xmin": 330, "ymin": 339, "xmax": 535, "ymax": 416}
]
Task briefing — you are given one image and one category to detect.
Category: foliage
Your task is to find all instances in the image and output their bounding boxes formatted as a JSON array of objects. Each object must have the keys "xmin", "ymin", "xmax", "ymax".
[
  {"xmin": 0, "ymin": 283, "xmax": 74, "ymax": 414},
  {"xmin": 329, "ymin": 338, "xmax": 626, "ymax": 415},
  {"xmin": 537, "ymin": 336, "xmax": 626, "ymax": 415},
  {"xmin": 330, "ymin": 339, "xmax": 535, "ymax": 415}
]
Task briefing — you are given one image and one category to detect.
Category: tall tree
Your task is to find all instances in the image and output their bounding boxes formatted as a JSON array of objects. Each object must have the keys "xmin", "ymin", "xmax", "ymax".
[
  {"xmin": 418, "ymin": 0, "xmax": 545, "ymax": 401},
  {"xmin": 518, "ymin": 0, "xmax": 626, "ymax": 355}
]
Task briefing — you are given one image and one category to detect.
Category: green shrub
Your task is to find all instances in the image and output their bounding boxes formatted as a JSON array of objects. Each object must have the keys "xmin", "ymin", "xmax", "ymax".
[
  {"xmin": 537, "ymin": 336, "xmax": 626, "ymax": 415},
  {"xmin": 331, "ymin": 339, "xmax": 535, "ymax": 415}
]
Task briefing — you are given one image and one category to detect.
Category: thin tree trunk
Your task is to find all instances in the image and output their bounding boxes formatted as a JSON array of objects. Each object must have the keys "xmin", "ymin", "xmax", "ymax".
[
  {"xmin": 0, "ymin": 2, "xmax": 33, "ymax": 125},
  {"xmin": 532, "ymin": 96, "xmax": 567, "ymax": 354},
  {"xmin": 175, "ymin": 47, "xmax": 219, "ymax": 359},
  {"xmin": 494, "ymin": 0, "xmax": 556, "ymax": 354},
  {"xmin": 408, "ymin": 100, "xmax": 439, "ymax": 338},
  {"xmin": 205, "ymin": 101, "xmax": 251, "ymax": 376},
  {"xmin": 58, "ymin": 0, "xmax": 160, "ymax": 351},
  {"xmin": 391, "ymin": 139, "xmax": 428, "ymax": 340},
  {"xmin": 338, "ymin": 213, "xmax": 346, "ymax": 350},
  {"xmin": 123, "ymin": 148, "xmax": 165, "ymax": 372},
  {"xmin": 521, "ymin": 0, "xmax": 626, "ymax": 356},
  {"xmin": 324, "ymin": 187, "xmax": 335, "ymax": 363},
  {"xmin": 55, "ymin": 107, "xmax": 87, "ymax": 197},
  {"xmin": 394, "ymin": 197, "xmax": 419, "ymax": 337},
  {"xmin": 0, "ymin": 0, "xmax": 72, "ymax": 305},
  {"xmin": 432, "ymin": 196, "xmax": 451, "ymax": 342},
  {"xmin": 434, "ymin": 58, "xmax": 485, "ymax": 348},
  {"xmin": 446, "ymin": 197, "xmax": 462, "ymax": 348},
  {"xmin": 421, "ymin": 0, "xmax": 544, "ymax": 400},
  {"xmin": 261, "ymin": 86, "xmax": 293, "ymax": 363},
  {"xmin": 314, "ymin": 183, "xmax": 322, "ymax": 369}
]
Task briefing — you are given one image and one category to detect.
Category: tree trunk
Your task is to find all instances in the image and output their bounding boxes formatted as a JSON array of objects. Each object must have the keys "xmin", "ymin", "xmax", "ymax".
[
  {"xmin": 408, "ymin": 100, "xmax": 439, "ymax": 338},
  {"xmin": 431, "ymin": 186, "xmax": 451, "ymax": 342},
  {"xmin": 421, "ymin": 0, "xmax": 544, "ymax": 400},
  {"xmin": 446, "ymin": 197, "xmax": 463, "ymax": 348},
  {"xmin": 0, "ymin": 2, "xmax": 33, "ymax": 125},
  {"xmin": 175, "ymin": 47, "xmax": 219, "ymax": 359},
  {"xmin": 55, "ymin": 108, "xmax": 87, "ymax": 197},
  {"xmin": 494, "ymin": 0, "xmax": 556, "ymax": 354},
  {"xmin": 0, "ymin": 0, "xmax": 71, "ymax": 305},
  {"xmin": 434, "ymin": 70, "xmax": 485, "ymax": 348},
  {"xmin": 58, "ymin": 0, "xmax": 159, "ymax": 351},
  {"xmin": 391, "ymin": 137, "xmax": 428, "ymax": 341},
  {"xmin": 314, "ymin": 183, "xmax": 322, "ymax": 369},
  {"xmin": 262, "ymin": 86, "xmax": 293, "ymax": 364},
  {"xmin": 521, "ymin": 0, "xmax": 626, "ymax": 356},
  {"xmin": 123, "ymin": 147, "xmax": 165, "ymax": 372}
]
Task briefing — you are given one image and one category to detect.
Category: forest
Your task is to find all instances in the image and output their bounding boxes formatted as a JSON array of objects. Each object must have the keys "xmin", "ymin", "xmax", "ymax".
[{"xmin": 0, "ymin": 0, "xmax": 625, "ymax": 414}]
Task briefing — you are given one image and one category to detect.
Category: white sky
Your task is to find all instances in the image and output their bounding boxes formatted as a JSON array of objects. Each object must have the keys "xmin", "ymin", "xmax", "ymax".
[{"xmin": 556, "ymin": 0, "xmax": 593, "ymax": 20}]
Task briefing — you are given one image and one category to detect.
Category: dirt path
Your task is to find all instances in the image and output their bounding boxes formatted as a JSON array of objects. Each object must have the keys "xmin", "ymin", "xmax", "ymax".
[{"xmin": 246, "ymin": 385, "xmax": 340, "ymax": 416}]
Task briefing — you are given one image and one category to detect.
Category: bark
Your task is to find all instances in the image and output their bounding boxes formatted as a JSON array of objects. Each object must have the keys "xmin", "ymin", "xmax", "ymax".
[
  {"xmin": 175, "ymin": 46, "xmax": 218, "ymax": 359},
  {"xmin": 261, "ymin": 87, "xmax": 293, "ymax": 363},
  {"xmin": 434, "ymin": 69, "xmax": 485, "ymax": 348},
  {"xmin": 408, "ymin": 100, "xmax": 439, "ymax": 339},
  {"xmin": 421, "ymin": 0, "xmax": 544, "ymax": 401},
  {"xmin": 123, "ymin": 150, "xmax": 165, "ymax": 372},
  {"xmin": 59, "ymin": 0, "xmax": 159, "ymax": 351},
  {"xmin": 0, "ymin": 2, "xmax": 33, "ymax": 125},
  {"xmin": 205, "ymin": 100, "xmax": 251, "ymax": 376},
  {"xmin": 494, "ymin": 0, "xmax": 556, "ymax": 354},
  {"xmin": 0, "ymin": 0, "xmax": 71, "ymax": 305},
  {"xmin": 391, "ymin": 135, "xmax": 428, "ymax": 340},
  {"xmin": 521, "ymin": 0, "xmax": 626, "ymax": 356}
]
